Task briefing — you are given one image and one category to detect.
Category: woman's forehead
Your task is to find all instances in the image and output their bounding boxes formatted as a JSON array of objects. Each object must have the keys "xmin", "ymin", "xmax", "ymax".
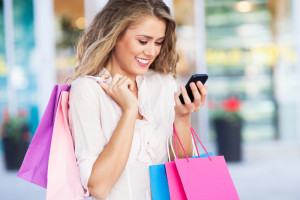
[{"xmin": 126, "ymin": 16, "xmax": 166, "ymax": 39}]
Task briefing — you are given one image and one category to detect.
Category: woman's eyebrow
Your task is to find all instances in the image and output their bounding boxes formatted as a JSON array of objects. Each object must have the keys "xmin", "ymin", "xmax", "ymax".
[{"xmin": 137, "ymin": 35, "xmax": 165, "ymax": 40}]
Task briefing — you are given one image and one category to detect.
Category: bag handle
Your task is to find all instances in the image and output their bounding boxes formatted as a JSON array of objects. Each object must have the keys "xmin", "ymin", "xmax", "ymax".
[
  {"xmin": 168, "ymin": 134, "xmax": 197, "ymax": 161},
  {"xmin": 173, "ymin": 123, "xmax": 212, "ymax": 162},
  {"xmin": 167, "ymin": 135, "xmax": 172, "ymax": 161}
]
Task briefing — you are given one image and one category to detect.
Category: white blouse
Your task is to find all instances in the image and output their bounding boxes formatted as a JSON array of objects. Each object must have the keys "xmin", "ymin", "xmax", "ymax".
[{"xmin": 68, "ymin": 68, "xmax": 177, "ymax": 200}]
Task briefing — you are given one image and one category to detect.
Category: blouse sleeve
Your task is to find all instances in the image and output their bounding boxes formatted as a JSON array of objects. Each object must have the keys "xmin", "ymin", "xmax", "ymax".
[{"xmin": 68, "ymin": 78, "xmax": 106, "ymax": 195}]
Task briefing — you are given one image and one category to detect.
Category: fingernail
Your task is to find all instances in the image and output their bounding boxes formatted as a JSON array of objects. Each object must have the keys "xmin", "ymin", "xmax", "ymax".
[{"xmin": 100, "ymin": 74, "xmax": 110, "ymax": 79}]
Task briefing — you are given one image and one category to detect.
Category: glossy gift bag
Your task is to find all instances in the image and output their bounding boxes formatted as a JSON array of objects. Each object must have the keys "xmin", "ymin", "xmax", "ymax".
[
  {"xmin": 17, "ymin": 85, "xmax": 70, "ymax": 188},
  {"xmin": 149, "ymin": 163, "xmax": 171, "ymax": 200},
  {"xmin": 165, "ymin": 125, "xmax": 239, "ymax": 200},
  {"xmin": 149, "ymin": 137, "xmax": 175, "ymax": 200},
  {"xmin": 46, "ymin": 91, "xmax": 87, "ymax": 200},
  {"xmin": 149, "ymin": 134, "xmax": 213, "ymax": 200}
]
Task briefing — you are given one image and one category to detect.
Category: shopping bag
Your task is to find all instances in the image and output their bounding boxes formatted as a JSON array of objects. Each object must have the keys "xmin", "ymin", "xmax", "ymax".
[
  {"xmin": 149, "ymin": 163, "xmax": 170, "ymax": 200},
  {"xmin": 149, "ymin": 136, "xmax": 174, "ymax": 200},
  {"xmin": 166, "ymin": 124, "xmax": 239, "ymax": 200},
  {"xmin": 17, "ymin": 85, "xmax": 70, "ymax": 188},
  {"xmin": 46, "ymin": 91, "xmax": 87, "ymax": 200},
  {"xmin": 149, "ymin": 133, "xmax": 213, "ymax": 200}
]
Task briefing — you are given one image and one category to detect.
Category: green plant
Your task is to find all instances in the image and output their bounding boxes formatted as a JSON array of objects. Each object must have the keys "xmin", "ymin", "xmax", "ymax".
[
  {"xmin": 1, "ymin": 110, "xmax": 31, "ymax": 170},
  {"xmin": 1, "ymin": 110, "xmax": 30, "ymax": 143}
]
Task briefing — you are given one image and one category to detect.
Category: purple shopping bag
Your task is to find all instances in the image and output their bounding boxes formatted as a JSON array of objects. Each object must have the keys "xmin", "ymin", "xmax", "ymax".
[
  {"xmin": 46, "ymin": 91, "xmax": 88, "ymax": 199},
  {"xmin": 17, "ymin": 85, "xmax": 70, "ymax": 188}
]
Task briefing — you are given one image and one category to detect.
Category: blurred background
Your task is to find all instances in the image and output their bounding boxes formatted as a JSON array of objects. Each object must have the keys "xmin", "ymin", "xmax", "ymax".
[{"xmin": 0, "ymin": 0, "xmax": 300, "ymax": 199}]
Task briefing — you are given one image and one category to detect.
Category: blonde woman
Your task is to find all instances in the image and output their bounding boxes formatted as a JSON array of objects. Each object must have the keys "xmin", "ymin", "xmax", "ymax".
[{"xmin": 68, "ymin": 0, "xmax": 207, "ymax": 199}]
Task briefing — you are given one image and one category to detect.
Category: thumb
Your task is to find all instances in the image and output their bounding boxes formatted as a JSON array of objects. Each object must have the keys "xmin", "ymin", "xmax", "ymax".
[
  {"xmin": 128, "ymin": 81, "xmax": 135, "ymax": 91},
  {"xmin": 123, "ymin": 78, "xmax": 135, "ymax": 91}
]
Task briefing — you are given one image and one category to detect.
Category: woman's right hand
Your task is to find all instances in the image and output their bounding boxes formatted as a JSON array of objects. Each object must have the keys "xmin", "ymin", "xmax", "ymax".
[{"xmin": 98, "ymin": 74, "xmax": 138, "ymax": 113}]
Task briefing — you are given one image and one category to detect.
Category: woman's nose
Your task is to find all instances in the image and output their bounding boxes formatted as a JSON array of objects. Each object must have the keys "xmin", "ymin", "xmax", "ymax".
[{"xmin": 144, "ymin": 43, "xmax": 156, "ymax": 57}]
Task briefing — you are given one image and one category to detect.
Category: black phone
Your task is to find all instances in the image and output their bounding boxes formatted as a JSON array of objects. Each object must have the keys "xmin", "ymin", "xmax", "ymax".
[{"xmin": 179, "ymin": 74, "xmax": 208, "ymax": 104}]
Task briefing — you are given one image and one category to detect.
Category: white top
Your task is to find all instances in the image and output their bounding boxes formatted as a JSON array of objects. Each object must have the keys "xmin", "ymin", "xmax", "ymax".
[{"xmin": 68, "ymin": 68, "xmax": 177, "ymax": 200}]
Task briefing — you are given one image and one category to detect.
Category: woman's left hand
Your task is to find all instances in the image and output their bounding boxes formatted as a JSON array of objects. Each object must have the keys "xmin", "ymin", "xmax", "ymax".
[
  {"xmin": 174, "ymin": 81, "xmax": 208, "ymax": 118},
  {"xmin": 171, "ymin": 81, "xmax": 207, "ymax": 159}
]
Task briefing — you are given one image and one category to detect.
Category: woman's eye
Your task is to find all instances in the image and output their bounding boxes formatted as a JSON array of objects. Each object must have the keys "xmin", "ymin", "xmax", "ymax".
[
  {"xmin": 155, "ymin": 41, "xmax": 163, "ymax": 46},
  {"xmin": 139, "ymin": 40, "xmax": 147, "ymax": 45}
]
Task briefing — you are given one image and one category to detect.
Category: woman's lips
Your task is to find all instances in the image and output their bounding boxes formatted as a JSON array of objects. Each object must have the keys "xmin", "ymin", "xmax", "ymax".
[{"xmin": 135, "ymin": 57, "xmax": 149, "ymax": 68}]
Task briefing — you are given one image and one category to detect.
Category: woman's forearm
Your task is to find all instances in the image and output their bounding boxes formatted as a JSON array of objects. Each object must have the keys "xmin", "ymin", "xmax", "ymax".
[
  {"xmin": 170, "ymin": 115, "xmax": 193, "ymax": 160},
  {"xmin": 88, "ymin": 109, "xmax": 137, "ymax": 199}
]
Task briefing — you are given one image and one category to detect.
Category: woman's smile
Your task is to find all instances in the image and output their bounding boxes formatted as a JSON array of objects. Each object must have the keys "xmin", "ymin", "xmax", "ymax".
[{"xmin": 135, "ymin": 57, "xmax": 150, "ymax": 67}]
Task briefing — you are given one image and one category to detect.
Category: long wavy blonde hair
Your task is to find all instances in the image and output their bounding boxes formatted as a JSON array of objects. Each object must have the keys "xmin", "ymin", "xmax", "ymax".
[{"xmin": 67, "ymin": 0, "xmax": 178, "ymax": 82}]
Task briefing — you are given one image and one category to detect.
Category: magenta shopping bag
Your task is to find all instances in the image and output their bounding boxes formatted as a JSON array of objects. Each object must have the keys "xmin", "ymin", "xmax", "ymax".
[
  {"xmin": 165, "ymin": 160, "xmax": 187, "ymax": 200},
  {"xmin": 17, "ymin": 85, "xmax": 70, "ymax": 188},
  {"xmin": 165, "ymin": 125, "xmax": 239, "ymax": 200},
  {"xmin": 46, "ymin": 91, "xmax": 87, "ymax": 200}
]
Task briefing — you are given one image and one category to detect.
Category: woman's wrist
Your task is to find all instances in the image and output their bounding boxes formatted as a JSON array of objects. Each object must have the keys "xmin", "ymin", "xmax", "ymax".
[
  {"xmin": 174, "ymin": 114, "xmax": 191, "ymax": 126},
  {"xmin": 172, "ymin": 119, "xmax": 194, "ymax": 158},
  {"xmin": 122, "ymin": 106, "xmax": 138, "ymax": 118}
]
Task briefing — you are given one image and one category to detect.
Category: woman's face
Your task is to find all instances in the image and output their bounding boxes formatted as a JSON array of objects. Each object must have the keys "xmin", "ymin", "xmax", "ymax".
[{"xmin": 108, "ymin": 15, "xmax": 166, "ymax": 80}]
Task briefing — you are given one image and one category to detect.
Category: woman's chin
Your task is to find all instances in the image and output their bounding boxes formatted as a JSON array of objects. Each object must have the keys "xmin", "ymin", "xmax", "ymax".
[{"xmin": 134, "ymin": 66, "xmax": 150, "ymax": 75}]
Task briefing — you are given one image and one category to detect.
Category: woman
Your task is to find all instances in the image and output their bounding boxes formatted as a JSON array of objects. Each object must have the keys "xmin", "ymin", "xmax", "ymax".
[{"xmin": 68, "ymin": 0, "xmax": 207, "ymax": 199}]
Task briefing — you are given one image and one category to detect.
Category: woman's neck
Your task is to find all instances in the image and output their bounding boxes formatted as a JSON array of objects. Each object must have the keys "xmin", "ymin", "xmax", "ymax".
[
  {"xmin": 105, "ymin": 59, "xmax": 136, "ymax": 84},
  {"xmin": 105, "ymin": 65, "xmax": 138, "ymax": 94}
]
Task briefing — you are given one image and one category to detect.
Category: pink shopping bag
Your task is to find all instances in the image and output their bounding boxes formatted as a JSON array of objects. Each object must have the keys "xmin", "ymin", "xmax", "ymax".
[
  {"xmin": 165, "ymin": 124, "xmax": 239, "ymax": 200},
  {"xmin": 46, "ymin": 91, "xmax": 88, "ymax": 199},
  {"xmin": 18, "ymin": 85, "xmax": 70, "ymax": 188},
  {"xmin": 165, "ymin": 161, "xmax": 187, "ymax": 200}
]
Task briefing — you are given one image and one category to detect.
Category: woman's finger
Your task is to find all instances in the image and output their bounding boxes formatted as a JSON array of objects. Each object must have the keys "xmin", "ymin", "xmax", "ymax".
[
  {"xmin": 197, "ymin": 81, "xmax": 207, "ymax": 105},
  {"xmin": 174, "ymin": 92, "xmax": 187, "ymax": 114},
  {"xmin": 190, "ymin": 82, "xmax": 201, "ymax": 108},
  {"xmin": 174, "ymin": 92, "xmax": 183, "ymax": 106},
  {"xmin": 111, "ymin": 74, "xmax": 123, "ymax": 87},
  {"xmin": 181, "ymin": 85, "xmax": 196, "ymax": 112},
  {"xmin": 180, "ymin": 86, "xmax": 191, "ymax": 105},
  {"xmin": 117, "ymin": 76, "xmax": 135, "ymax": 91},
  {"xmin": 100, "ymin": 74, "xmax": 110, "ymax": 79},
  {"xmin": 115, "ymin": 76, "xmax": 128, "ymax": 87}
]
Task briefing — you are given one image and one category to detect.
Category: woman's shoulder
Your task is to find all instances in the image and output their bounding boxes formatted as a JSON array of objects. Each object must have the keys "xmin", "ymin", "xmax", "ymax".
[{"xmin": 70, "ymin": 76, "xmax": 105, "ymax": 97}]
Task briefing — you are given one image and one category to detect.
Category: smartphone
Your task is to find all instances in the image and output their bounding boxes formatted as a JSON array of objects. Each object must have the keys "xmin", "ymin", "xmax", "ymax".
[{"xmin": 179, "ymin": 74, "xmax": 208, "ymax": 104}]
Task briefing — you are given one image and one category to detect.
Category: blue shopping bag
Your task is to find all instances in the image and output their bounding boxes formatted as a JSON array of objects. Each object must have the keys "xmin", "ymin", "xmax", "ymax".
[
  {"xmin": 149, "ymin": 152, "xmax": 213, "ymax": 200},
  {"xmin": 149, "ymin": 164, "xmax": 170, "ymax": 200}
]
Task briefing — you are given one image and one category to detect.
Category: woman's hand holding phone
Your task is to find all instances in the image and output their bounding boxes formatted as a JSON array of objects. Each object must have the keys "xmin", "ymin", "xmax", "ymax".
[
  {"xmin": 178, "ymin": 74, "xmax": 208, "ymax": 104},
  {"xmin": 172, "ymin": 74, "xmax": 208, "ymax": 159},
  {"xmin": 174, "ymin": 74, "xmax": 208, "ymax": 117}
]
